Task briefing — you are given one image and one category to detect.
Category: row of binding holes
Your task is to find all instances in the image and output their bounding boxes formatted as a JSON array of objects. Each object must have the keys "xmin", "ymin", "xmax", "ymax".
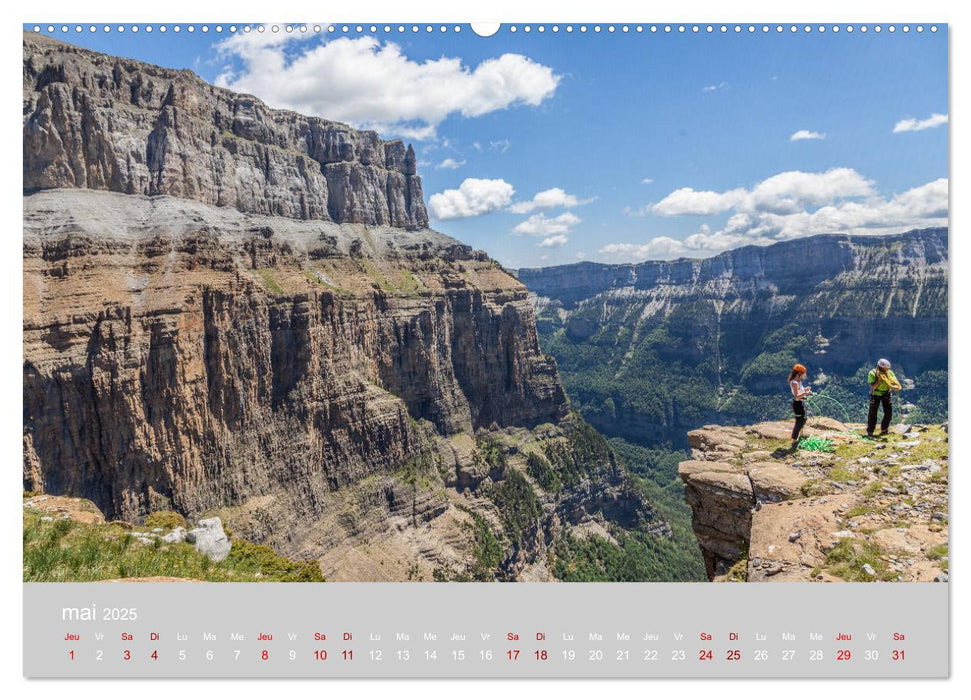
[{"xmin": 33, "ymin": 24, "xmax": 940, "ymax": 34}]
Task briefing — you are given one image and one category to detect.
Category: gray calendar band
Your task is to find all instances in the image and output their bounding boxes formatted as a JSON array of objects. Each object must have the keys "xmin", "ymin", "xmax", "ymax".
[{"xmin": 24, "ymin": 582, "xmax": 948, "ymax": 678}]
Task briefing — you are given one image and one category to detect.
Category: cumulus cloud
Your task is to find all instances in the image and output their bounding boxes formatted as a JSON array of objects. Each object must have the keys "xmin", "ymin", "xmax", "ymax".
[
  {"xmin": 641, "ymin": 177, "xmax": 654, "ymax": 184},
  {"xmin": 513, "ymin": 212, "xmax": 581, "ymax": 237},
  {"xmin": 893, "ymin": 113, "xmax": 948, "ymax": 133},
  {"xmin": 435, "ymin": 158, "xmax": 466, "ymax": 170},
  {"xmin": 652, "ymin": 168, "xmax": 875, "ymax": 217},
  {"xmin": 508, "ymin": 187, "xmax": 595, "ymax": 214},
  {"xmin": 215, "ymin": 32, "xmax": 560, "ymax": 139},
  {"xmin": 428, "ymin": 178, "xmax": 515, "ymax": 220},
  {"xmin": 790, "ymin": 129, "xmax": 826, "ymax": 141},
  {"xmin": 600, "ymin": 176, "xmax": 948, "ymax": 262},
  {"xmin": 538, "ymin": 234, "xmax": 569, "ymax": 248}
]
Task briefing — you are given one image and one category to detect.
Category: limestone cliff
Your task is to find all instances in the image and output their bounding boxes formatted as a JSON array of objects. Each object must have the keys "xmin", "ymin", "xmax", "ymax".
[
  {"xmin": 678, "ymin": 421, "xmax": 948, "ymax": 582},
  {"xmin": 23, "ymin": 32, "xmax": 427, "ymax": 229},
  {"xmin": 22, "ymin": 36, "xmax": 668, "ymax": 582}
]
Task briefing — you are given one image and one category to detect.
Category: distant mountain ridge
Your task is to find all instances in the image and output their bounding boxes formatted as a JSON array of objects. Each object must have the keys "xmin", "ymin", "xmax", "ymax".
[
  {"xmin": 518, "ymin": 228, "xmax": 948, "ymax": 449},
  {"xmin": 518, "ymin": 229, "xmax": 947, "ymax": 309}
]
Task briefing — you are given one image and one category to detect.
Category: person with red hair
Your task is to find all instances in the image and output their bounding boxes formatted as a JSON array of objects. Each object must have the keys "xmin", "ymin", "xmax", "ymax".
[{"xmin": 788, "ymin": 363, "xmax": 812, "ymax": 449}]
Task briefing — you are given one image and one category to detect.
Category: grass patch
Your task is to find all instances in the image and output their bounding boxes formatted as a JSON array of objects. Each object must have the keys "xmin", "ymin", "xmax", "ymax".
[
  {"xmin": 143, "ymin": 510, "xmax": 186, "ymax": 531},
  {"xmin": 257, "ymin": 268, "xmax": 283, "ymax": 294},
  {"xmin": 845, "ymin": 503, "xmax": 884, "ymax": 518},
  {"xmin": 824, "ymin": 537, "xmax": 895, "ymax": 582},
  {"xmin": 800, "ymin": 479, "xmax": 831, "ymax": 497},
  {"xmin": 861, "ymin": 481, "xmax": 886, "ymax": 499},
  {"xmin": 23, "ymin": 511, "xmax": 323, "ymax": 582},
  {"xmin": 828, "ymin": 466, "xmax": 857, "ymax": 483},
  {"xmin": 723, "ymin": 556, "xmax": 748, "ymax": 582},
  {"xmin": 926, "ymin": 544, "xmax": 948, "ymax": 560}
]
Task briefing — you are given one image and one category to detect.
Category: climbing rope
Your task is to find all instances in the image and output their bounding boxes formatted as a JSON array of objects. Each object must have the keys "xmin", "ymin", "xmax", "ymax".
[
  {"xmin": 894, "ymin": 391, "xmax": 905, "ymax": 425},
  {"xmin": 805, "ymin": 392, "xmax": 854, "ymax": 425},
  {"xmin": 796, "ymin": 435, "xmax": 836, "ymax": 452}
]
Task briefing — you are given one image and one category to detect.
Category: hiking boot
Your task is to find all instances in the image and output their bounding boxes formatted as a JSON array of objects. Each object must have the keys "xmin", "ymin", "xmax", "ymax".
[{"xmin": 879, "ymin": 430, "xmax": 889, "ymax": 436}]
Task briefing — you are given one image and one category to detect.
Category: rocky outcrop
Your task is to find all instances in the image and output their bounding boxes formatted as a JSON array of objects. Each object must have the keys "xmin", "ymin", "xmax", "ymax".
[
  {"xmin": 679, "ymin": 420, "xmax": 949, "ymax": 582},
  {"xmin": 186, "ymin": 518, "xmax": 231, "ymax": 562},
  {"xmin": 23, "ymin": 32, "xmax": 428, "ymax": 229}
]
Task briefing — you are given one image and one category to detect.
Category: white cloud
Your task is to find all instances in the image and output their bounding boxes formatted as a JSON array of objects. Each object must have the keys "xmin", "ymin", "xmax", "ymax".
[
  {"xmin": 508, "ymin": 187, "xmax": 595, "ymax": 214},
  {"xmin": 893, "ymin": 113, "xmax": 948, "ymax": 133},
  {"xmin": 538, "ymin": 234, "xmax": 569, "ymax": 248},
  {"xmin": 624, "ymin": 204, "xmax": 652, "ymax": 218},
  {"xmin": 435, "ymin": 158, "xmax": 466, "ymax": 170},
  {"xmin": 428, "ymin": 178, "xmax": 515, "ymax": 220},
  {"xmin": 513, "ymin": 212, "xmax": 581, "ymax": 236},
  {"xmin": 702, "ymin": 82, "xmax": 728, "ymax": 92},
  {"xmin": 490, "ymin": 139, "xmax": 512, "ymax": 153},
  {"xmin": 790, "ymin": 129, "xmax": 826, "ymax": 141},
  {"xmin": 652, "ymin": 168, "xmax": 875, "ymax": 217},
  {"xmin": 215, "ymin": 33, "xmax": 560, "ymax": 140},
  {"xmin": 600, "ymin": 177, "xmax": 948, "ymax": 262},
  {"xmin": 641, "ymin": 178, "xmax": 654, "ymax": 184}
]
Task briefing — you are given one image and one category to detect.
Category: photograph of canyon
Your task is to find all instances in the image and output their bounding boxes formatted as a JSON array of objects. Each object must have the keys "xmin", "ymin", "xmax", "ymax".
[{"xmin": 23, "ymin": 27, "xmax": 947, "ymax": 583}]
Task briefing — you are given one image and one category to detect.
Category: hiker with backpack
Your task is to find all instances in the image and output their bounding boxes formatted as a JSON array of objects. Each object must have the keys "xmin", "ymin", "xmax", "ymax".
[
  {"xmin": 866, "ymin": 358, "xmax": 902, "ymax": 437},
  {"xmin": 788, "ymin": 363, "xmax": 812, "ymax": 449}
]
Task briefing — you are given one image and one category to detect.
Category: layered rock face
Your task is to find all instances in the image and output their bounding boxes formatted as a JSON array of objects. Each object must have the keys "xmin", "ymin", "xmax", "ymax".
[
  {"xmin": 679, "ymin": 421, "xmax": 948, "ymax": 582},
  {"xmin": 519, "ymin": 229, "xmax": 948, "ymax": 445},
  {"xmin": 23, "ymin": 36, "xmax": 667, "ymax": 581},
  {"xmin": 23, "ymin": 32, "xmax": 427, "ymax": 229}
]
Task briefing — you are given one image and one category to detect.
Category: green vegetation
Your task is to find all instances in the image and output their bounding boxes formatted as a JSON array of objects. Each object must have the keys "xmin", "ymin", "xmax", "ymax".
[
  {"xmin": 926, "ymin": 544, "xmax": 948, "ymax": 572},
  {"xmin": 466, "ymin": 513, "xmax": 503, "ymax": 581},
  {"xmin": 144, "ymin": 510, "xmax": 186, "ymax": 531},
  {"xmin": 488, "ymin": 469, "xmax": 542, "ymax": 546},
  {"xmin": 552, "ymin": 529, "xmax": 706, "ymax": 582},
  {"xmin": 828, "ymin": 466, "xmax": 856, "ymax": 483},
  {"xmin": 824, "ymin": 537, "xmax": 895, "ymax": 582},
  {"xmin": 536, "ymin": 297, "xmax": 948, "ymax": 452},
  {"xmin": 257, "ymin": 268, "xmax": 283, "ymax": 294},
  {"xmin": 477, "ymin": 435, "xmax": 508, "ymax": 473},
  {"xmin": 723, "ymin": 555, "xmax": 749, "ymax": 583},
  {"xmin": 23, "ymin": 510, "xmax": 324, "ymax": 582},
  {"xmin": 525, "ymin": 451, "xmax": 561, "ymax": 493}
]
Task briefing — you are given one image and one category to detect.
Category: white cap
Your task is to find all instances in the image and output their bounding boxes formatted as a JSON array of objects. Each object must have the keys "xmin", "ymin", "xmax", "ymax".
[{"xmin": 877, "ymin": 358, "xmax": 891, "ymax": 369}]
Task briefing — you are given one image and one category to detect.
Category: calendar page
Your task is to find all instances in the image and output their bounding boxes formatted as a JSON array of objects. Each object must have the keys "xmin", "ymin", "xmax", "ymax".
[{"xmin": 21, "ymin": 20, "xmax": 949, "ymax": 679}]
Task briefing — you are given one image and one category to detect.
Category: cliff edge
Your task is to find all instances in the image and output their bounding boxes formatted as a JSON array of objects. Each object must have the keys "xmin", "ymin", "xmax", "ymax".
[{"xmin": 679, "ymin": 420, "xmax": 948, "ymax": 582}]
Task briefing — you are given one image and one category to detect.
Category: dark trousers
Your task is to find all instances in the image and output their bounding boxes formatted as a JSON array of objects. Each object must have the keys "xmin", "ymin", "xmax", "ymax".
[
  {"xmin": 867, "ymin": 393, "xmax": 892, "ymax": 434},
  {"xmin": 791, "ymin": 400, "xmax": 806, "ymax": 441}
]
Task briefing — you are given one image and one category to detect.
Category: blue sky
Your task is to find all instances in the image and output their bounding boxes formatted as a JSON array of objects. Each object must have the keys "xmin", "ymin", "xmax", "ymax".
[{"xmin": 27, "ymin": 24, "xmax": 948, "ymax": 268}]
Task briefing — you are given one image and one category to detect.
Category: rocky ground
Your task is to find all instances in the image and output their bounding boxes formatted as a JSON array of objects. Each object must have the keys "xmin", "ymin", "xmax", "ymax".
[{"xmin": 679, "ymin": 418, "xmax": 948, "ymax": 583}]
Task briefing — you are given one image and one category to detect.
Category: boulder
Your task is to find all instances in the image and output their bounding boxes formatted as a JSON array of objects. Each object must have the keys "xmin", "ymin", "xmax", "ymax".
[
  {"xmin": 748, "ymin": 463, "xmax": 808, "ymax": 503},
  {"xmin": 807, "ymin": 417, "xmax": 849, "ymax": 433},
  {"xmin": 162, "ymin": 526, "xmax": 187, "ymax": 544},
  {"xmin": 687, "ymin": 427, "xmax": 746, "ymax": 455},
  {"xmin": 186, "ymin": 518, "xmax": 231, "ymax": 562}
]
